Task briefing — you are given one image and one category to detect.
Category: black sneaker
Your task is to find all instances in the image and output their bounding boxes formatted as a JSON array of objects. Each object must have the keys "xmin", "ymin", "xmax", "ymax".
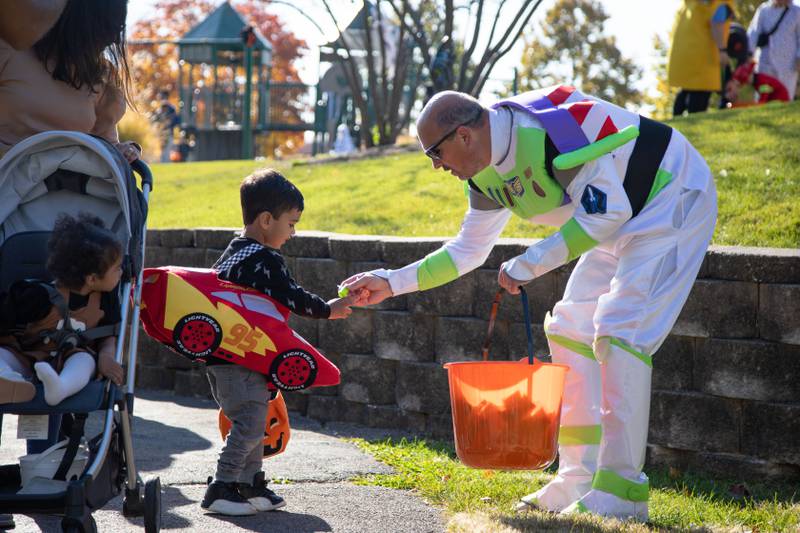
[
  {"xmin": 201, "ymin": 478, "xmax": 256, "ymax": 516},
  {"xmin": 237, "ymin": 472, "xmax": 286, "ymax": 512}
]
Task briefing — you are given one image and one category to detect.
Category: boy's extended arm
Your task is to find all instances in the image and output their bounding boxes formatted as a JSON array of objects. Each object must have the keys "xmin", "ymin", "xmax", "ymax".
[{"xmin": 228, "ymin": 249, "xmax": 331, "ymax": 319}]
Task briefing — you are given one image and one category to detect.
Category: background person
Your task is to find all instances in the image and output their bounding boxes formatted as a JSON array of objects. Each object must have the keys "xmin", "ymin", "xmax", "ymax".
[
  {"xmin": 0, "ymin": 0, "xmax": 140, "ymax": 162},
  {"xmin": 668, "ymin": 0, "xmax": 735, "ymax": 115},
  {"xmin": 747, "ymin": 0, "xmax": 800, "ymax": 100}
]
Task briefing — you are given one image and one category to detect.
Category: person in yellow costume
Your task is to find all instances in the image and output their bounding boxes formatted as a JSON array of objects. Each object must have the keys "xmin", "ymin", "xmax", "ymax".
[{"xmin": 668, "ymin": 0, "xmax": 734, "ymax": 115}]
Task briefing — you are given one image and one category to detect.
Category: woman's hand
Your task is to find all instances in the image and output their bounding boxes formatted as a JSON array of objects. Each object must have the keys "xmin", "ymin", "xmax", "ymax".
[{"xmin": 114, "ymin": 141, "xmax": 141, "ymax": 163}]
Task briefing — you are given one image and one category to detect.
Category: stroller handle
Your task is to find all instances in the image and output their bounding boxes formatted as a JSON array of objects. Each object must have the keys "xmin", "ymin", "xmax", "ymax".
[{"xmin": 130, "ymin": 159, "xmax": 154, "ymax": 191}]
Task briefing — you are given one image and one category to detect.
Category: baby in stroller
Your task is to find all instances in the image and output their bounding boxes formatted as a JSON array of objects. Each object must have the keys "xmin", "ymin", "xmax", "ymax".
[{"xmin": 0, "ymin": 213, "xmax": 125, "ymax": 406}]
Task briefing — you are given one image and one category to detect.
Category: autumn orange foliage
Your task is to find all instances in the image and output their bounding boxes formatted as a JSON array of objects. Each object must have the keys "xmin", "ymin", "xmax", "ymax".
[{"xmin": 128, "ymin": 0, "xmax": 308, "ymax": 155}]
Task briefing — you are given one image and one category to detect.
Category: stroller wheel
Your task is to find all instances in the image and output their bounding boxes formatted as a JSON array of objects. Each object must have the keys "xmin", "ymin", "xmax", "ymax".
[
  {"xmin": 123, "ymin": 482, "xmax": 144, "ymax": 516},
  {"xmin": 144, "ymin": 477, "xmax": 162, "ymax": 533},
  {"xmin": 61, "ymin": 515, "xmax": 96, "ymax": 533}
]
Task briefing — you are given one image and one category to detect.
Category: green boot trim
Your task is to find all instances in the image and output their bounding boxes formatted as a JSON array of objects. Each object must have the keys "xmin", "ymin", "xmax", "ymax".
[{"xmin": 592, "ymin": 469, "xmax": 649, "ymax": 502}]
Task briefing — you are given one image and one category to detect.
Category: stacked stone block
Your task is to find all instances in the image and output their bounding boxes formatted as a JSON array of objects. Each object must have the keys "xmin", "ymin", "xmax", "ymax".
[{"xmin": 137, "ymin": 229, "xmax": 800, "ymax": 481}]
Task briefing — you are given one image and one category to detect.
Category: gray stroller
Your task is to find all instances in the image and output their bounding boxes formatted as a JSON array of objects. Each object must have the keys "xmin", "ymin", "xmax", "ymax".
[{"xmin": 0, "ymin": 131, "xmax": 158, "ymax": 532}]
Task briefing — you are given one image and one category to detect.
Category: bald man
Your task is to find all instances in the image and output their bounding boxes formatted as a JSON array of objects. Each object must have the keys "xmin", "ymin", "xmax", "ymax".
[{"xmin": 341, "ymin": 86, "xmax": 717, "ymax": 521}]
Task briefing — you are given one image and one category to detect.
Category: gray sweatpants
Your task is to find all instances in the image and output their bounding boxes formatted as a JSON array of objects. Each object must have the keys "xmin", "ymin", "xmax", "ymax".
[{"xmin": 206, "ymin": 365, "xmax": 269, "ymax": 484}]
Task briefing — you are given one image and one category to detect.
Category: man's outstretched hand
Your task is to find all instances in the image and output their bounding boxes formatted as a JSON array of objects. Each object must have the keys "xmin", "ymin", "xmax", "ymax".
[{"xmin": 340, "ymin": 273, "xmax": 393, "ymax": 306}]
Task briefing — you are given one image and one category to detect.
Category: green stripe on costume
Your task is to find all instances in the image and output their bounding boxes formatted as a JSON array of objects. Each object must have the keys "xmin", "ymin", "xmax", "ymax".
[
  {"xmin": 553, "ymin": 125, "xmax": 640, "ymax": 170},
  {"xmin": 592, "ymin": 469, "xmax": 649, "ymax": 502},
  {"xmin": 645, "ymin": 169, "xmax": 673, "ymax": 206},
  {"xmin": 546, "ymin": 333, "xmax": 596, "ymax": 361},
  {"xmin": 560, "ymin": 218, "xmax": 598, "ymax": 262},
  {"xmin": 417, "ymin": 249, "xmax": 459, "ymax": 291},
  {"xmin": 608, "ymin": 337, "xmax": 652, "ymax": 367},
  {"xmin": 559, "ymin": 425, "xmax": 602, "ymax": 445}
]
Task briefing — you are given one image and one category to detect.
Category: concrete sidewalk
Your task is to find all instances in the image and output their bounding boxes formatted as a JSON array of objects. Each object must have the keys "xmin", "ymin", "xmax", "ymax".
[{"xmin": 0, "ymin": 389, "xmax": 446, "ymax": 533}]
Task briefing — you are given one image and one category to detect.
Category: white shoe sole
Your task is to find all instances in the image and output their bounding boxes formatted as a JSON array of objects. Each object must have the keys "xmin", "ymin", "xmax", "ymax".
[
  {"xmin": 248, "ymin": 497, "xmax": 286, "ymax": 512},
  {"xmin": 204, "ymin": 499, "xmax": 257, "ymax": 516}
]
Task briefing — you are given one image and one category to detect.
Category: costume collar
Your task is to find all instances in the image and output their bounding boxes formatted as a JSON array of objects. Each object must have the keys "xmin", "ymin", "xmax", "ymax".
[{"xmin": 488, "ymin": 106, "xmax": 513, "ymax": 167}]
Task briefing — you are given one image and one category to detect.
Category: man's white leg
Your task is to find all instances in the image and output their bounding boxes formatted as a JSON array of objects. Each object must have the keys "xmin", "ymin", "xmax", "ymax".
[
  {"xmin": 563, "ymin": 337, "xmax": 651, "ymax": 521},
  {"xmin": 517, "ymin": 327, "xmax": 602, "ymax": 512},
  {"xmin": 517, "ymin": 249, "xmax": 616, "ymax": 513}
]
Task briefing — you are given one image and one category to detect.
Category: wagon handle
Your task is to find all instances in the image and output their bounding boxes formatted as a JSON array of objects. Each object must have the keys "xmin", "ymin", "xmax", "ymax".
[{"xmin": 481, "ymin": 288, "xmax": 537, "ymax": 365}]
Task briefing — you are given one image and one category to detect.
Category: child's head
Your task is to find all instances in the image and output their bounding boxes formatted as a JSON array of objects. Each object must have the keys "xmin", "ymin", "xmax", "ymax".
[
  {"xmin": 47, "ymin": 213, "xmax": 124, "ymax": 292},
  {"xmin": 240, "ymin": 168, "xmax": 304, "ymax": 249}
]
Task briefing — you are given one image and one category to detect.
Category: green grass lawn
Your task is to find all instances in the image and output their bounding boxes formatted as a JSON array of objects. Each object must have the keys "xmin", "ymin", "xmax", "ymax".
[
  {"xmin": 352, "ymin": 438, "xmax": 800, "ymax": 532},
  {"xmin": 146, "ymin": 102, "xmax": 800, "ymax": 248}
]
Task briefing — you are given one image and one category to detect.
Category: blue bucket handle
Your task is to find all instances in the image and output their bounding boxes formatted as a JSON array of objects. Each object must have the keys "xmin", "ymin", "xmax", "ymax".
[{"xmin": 520, "ymin": 289, "xmax": 535, "ymax": 365}]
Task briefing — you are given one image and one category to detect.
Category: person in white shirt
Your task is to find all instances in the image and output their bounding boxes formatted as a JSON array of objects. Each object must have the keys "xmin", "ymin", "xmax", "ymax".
[{"xmin": 748, "ymin": 0, "xmax": 800, "ymax": 99}]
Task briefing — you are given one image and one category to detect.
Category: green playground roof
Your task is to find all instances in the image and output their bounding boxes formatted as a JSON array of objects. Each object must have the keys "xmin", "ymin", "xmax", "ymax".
[{"xmin": 179, "ymin": 1, "xmax": 271, "ymax": 52}]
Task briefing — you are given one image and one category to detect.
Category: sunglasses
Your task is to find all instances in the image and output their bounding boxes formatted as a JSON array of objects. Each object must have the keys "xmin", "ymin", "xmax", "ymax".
[{"xmin": 423, "ymin": 108, "xmax": 483, "ymax": 160}]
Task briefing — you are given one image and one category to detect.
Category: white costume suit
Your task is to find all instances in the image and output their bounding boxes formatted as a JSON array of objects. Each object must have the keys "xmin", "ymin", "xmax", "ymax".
[{"xmin": 372, "ymin": 86, "xmax": 717, "ymax": 520}]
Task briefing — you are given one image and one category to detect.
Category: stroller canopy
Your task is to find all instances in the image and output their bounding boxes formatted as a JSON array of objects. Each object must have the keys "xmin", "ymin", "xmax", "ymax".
[{"xmin": 0, "ymin": 131, "xmax": 147, "ymax": 276}]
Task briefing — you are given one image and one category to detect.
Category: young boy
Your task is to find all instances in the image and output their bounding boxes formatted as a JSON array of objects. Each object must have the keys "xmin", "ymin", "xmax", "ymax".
[{"xmin": 201, "ymin": 168, "xmax": 358, "ymax": 516}]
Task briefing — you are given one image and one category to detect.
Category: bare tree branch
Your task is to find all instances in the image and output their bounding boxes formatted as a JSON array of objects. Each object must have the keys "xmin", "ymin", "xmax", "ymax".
[
  {"xmin": 457, "ymin": 0, "xmax": 485, "ymax": 90},
  {"xmin": 467, "ymin": 0, "xmax": 543, "ymax": 94},
  {"xmin": 320, "ymin": 0, "xmax": 374, "ymax": 146},
  {"xmin": 385, "ymin": 0, "xmax": 432, "ymax": 67},
  {"xmin": 376, "ymin": 0, "xmax": 391, "ymax": 141}
]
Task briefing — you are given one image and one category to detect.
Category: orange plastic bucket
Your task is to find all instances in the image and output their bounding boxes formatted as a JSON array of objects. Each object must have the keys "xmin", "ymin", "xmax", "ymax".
[
  {"xmin": 445, "ymin": 360, "xmax": 568, "ymax": 470},
  {"xmin": 444, "ymin": 289, "xmax": 569, "ymax": 470}
]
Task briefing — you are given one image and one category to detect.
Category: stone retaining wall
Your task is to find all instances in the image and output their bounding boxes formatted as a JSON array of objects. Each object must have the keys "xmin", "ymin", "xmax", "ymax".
[{"xmin": 136, "ymin": 228, "xmax": 800, "ymax": 481}]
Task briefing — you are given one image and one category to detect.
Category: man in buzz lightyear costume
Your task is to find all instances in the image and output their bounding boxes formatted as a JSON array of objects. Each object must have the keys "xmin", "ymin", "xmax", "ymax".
[{"xmin": 341, "ymin": 85, "xmax": 717, "ymax": 521}]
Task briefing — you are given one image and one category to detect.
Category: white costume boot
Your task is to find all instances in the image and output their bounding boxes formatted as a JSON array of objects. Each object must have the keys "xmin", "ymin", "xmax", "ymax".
[
  {"xmin": 562, "ymin": 338, "xmax": 651, "ymax": 521},
  {"xmin": 517, "ymin": 320, "xmax": 602, "ymax": 513}
]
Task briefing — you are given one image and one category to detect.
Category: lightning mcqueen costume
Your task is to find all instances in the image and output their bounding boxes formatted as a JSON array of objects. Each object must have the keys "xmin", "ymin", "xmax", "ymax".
[{"xmin": 369, "ymin": 85, "xmax": 717, "ymax": 520}]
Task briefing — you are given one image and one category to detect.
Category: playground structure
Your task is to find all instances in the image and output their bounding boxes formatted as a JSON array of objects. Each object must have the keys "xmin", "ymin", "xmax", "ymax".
[
  {"xmin": 175, "ymin": 2, "xmax": 323, "ymax": 160},
  {"xmin": 133, "ymin": 2, "xmax": 410, "ymax": 161}
]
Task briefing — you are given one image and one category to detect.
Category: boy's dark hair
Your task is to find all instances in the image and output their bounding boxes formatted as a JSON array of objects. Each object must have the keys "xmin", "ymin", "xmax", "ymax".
[
  {"xmin": 47, "ymin": 213, "xmax": 123, "ymax": 290},
  {"xmin": 240, "ymin": 168, "xmax": 304, "ymax": 225}
]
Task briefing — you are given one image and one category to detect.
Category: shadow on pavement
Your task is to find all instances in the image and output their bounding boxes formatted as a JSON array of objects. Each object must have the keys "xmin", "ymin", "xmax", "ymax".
[
  {"xmin": 130, "ymin": 413, "xmax": 213, "ymax": 471},
  {"xmin": 212, "ymin": 509, "xmax": 332, "ymax": 532}
]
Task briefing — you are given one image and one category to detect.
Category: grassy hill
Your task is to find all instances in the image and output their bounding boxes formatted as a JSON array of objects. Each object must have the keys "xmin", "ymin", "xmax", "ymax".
[{"xmin": 146, "ymin": 102, "xmax": 800, "ymax": 248}]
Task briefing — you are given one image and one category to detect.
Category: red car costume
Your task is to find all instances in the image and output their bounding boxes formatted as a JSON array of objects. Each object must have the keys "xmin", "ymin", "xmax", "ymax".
[{"xmin": 139, "ymin": 266, "xmax": 340, "ymax": 391}]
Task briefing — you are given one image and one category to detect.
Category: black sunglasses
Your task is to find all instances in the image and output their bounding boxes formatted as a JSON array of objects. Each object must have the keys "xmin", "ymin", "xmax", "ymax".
[{"xmin": 423, "ymin": 108, "xmax": 483, "ymax": 160}]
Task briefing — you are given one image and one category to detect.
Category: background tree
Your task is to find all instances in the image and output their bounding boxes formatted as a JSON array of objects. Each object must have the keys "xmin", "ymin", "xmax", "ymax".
[
  {"xmin": 732, "ymin": 0, "xmax": 762, "ymax": 25},
  {"xmin": 384, "ymin": 0, "xmax": 546, "ymax": 96},
  {"xmin": 646, "ymin": 34, "xmax": 679, "ymax": 120},
  {"xmin": 317, "ymin": 0, "xmax": 422, "ymax": 148},
  {"xmin": 517, "ymin": 0, "xmax": 642, "ymax": 107},
  {"xmin": 128, "ymin": 0, "xmax": 307, "ymax": 155}
]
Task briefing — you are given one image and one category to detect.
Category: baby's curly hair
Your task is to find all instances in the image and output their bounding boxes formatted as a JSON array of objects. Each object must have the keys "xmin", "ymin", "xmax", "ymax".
[{"xmin": 47, "ymin": 213, "xmax": 123, "ymax": 290}]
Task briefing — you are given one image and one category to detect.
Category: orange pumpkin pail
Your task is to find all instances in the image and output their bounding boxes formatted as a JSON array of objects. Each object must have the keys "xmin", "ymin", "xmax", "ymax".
[
  {"xmin": 444, "ymin": 290, "xmax": 568, "ymax": 470},
  {"xmin": 218, "ymin": 390, "xmax": 291, "ymax": 458}
]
